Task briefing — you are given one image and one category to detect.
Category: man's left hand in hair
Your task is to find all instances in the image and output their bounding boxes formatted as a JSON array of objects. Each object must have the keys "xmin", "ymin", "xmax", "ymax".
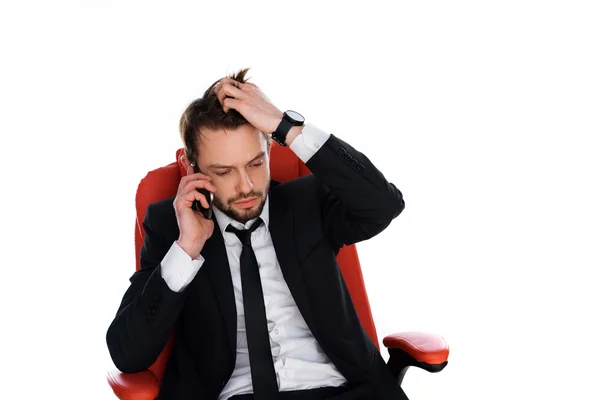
[{"xmin": 214, "ymin": 78, "xmax": 302, "ymax": 146}]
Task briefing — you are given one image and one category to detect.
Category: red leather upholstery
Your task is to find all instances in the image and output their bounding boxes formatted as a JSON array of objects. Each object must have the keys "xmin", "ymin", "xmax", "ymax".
[
  {"xmin": 108, "ymin": 144, "xmax": 446, "ymax": 399},
  {"xmin": 383, "ymin": 332, "xmax": 449, "ymax": 365},
  {"xmin": 107, "ymin": 369, "xmax": 160, "ymax": 400}
]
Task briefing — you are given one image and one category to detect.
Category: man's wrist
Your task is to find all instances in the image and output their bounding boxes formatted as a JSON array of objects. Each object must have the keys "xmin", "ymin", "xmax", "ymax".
[
  {"xmin": 285, "ymin": 125, "xmax": 303, "ymax": 146},
  {"xmin": 176, "ymin": 238, "xmax": 204, "ymax": 260}
]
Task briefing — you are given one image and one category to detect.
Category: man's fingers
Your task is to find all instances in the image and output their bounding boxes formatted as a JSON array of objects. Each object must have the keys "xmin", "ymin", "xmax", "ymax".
[
  {"xmin": 181, "ymin": 178, "xmax": 217, "ymax": 196},
  {"xmin": 195, "ymin": 190, "xmax": 210, "ymax": 209},
  {"xmin": 217, "ymin": 83, "xmax": 245, "ymax": 107},
  {"xmin": 192, "ymin": 179, "xmax": 217, "ymax": 193},
  {"xmin": 178, "ymin": 170, "xmax": 212, "ymax": 192},
  {"xmin": 212, "ymin": 78, "xmax": 259, "ymax": 113},
  {"xmin": 223, "ymin": 97, "xmax": 242, "ymax": 113},
  {"xmin": 177, "ymin": 189, "xmax": 210, "ymax": 210},
  {"xmin": 213, "ymin": 78, "xmax": 231, "ymax": 99},
  {"xmin": 177, "ymin": 178, "xmax": 216, "ymax": 208},
  {"xmin": 215, "ymin": 77, "xmax": 236, "ymax": 90}
]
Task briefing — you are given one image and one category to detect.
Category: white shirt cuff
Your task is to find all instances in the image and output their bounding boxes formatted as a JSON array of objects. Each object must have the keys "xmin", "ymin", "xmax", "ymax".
[
  {"xmin": 289, "ymin": 122, "xmax": 331, "ymax": 163},
  {"xmin": 160, "ymin": 241, "xmax": 204, "ymax": 292}
]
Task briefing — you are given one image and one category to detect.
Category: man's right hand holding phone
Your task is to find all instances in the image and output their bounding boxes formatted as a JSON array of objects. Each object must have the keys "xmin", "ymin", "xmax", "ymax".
[{"xmin": 173, "ymin": 162, "xmax": 217, "ymax": 259}]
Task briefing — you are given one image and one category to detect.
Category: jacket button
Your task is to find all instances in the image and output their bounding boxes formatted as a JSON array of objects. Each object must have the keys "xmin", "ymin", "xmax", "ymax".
[
  {"xmin": 338, "ymin": 147, "xmax": 347, "ymax": 155},
  {"xmin": 356, "ymin": 164, "xmax": 365, "ymax": 172}
]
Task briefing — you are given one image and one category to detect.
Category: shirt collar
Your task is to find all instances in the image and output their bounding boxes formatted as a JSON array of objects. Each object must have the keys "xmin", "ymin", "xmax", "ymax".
[{"xmin": 213, "ymin": 194, "xmax": 270, "ymax": 236}]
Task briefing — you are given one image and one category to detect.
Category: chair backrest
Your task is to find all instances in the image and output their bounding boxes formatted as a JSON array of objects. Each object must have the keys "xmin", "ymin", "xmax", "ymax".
[{"xmin": 134, "ymin": 145, "xmax": 379, "ymax": 380}]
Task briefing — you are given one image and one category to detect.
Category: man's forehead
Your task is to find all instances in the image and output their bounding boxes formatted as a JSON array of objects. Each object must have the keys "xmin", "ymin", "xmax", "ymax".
[
  {"xmin": 196, "ymin": 125, "xmax": 268, "ymax": 162},
  {"xmin": 200, "ymin": 124, "xmax": 260, "ymax": 136}
]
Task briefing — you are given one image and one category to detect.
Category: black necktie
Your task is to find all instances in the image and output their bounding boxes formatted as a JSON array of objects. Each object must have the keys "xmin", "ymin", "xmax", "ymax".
[{"xmin": 226, "ymin": 219, "xmax": 279, "ymax": 398}]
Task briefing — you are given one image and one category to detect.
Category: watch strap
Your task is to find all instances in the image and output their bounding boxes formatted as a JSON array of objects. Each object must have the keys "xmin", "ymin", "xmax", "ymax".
[{"xmin": 272, "ymin": 116, "xmax": 294, "ymax": 146}]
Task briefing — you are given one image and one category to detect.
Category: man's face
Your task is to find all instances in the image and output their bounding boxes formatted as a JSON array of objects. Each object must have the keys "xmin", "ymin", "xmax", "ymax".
[{"xmin": 197, "ymin": 124, "xmax": 271, "ymax": 224}]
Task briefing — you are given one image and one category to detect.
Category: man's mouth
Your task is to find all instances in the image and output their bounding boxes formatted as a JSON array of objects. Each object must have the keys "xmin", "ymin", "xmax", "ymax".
[{"xmin": 235, "ymin": 197, "xmax": 258, "ymax": 208}]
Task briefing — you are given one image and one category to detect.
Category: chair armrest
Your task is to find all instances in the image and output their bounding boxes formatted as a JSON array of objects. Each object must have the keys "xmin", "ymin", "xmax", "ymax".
[
  {"xmin": 383, "ymin": 331, "xmax": 449, "ymax": 385},
  {"xmin": 384, "ymin": 331, "xmax": 449, "ymax": 366},
  {"xmin": 106, "ymin": 368, "xmax": 160, "ymax": 400}
]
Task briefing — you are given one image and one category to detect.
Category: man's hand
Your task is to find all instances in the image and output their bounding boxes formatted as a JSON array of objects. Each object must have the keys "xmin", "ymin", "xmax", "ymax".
[
  {"xmin": 174, "ymin": 157, "xmax": 217, "ymax": 259},
  {"xmin": 214, "ymin": 78, "xmax": 284, "ymax": 135}
]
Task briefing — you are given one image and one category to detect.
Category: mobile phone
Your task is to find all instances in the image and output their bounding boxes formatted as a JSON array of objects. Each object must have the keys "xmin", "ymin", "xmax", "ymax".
[{"xmin": 191, "ymin": 164, "xmax": 214, "ymax": 220}]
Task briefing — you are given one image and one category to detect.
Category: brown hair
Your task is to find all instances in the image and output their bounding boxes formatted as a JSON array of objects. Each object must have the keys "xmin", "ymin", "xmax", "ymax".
[{"xmin": 179, "ymin": 68, "xmax": 270, "ymax": 170}]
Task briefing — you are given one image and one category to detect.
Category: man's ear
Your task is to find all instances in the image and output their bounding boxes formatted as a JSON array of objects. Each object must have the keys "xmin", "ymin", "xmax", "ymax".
[
  {"xmin": 179, "ymin": 154, "xmax": 188, "ymax": 167},
  {"xmin": 178, "ymin": 154, "xmax": 190, "ymax": 177}
]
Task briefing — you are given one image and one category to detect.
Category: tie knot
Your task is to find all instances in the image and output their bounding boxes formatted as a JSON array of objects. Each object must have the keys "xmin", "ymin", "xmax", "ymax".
[{"xmin": 226, "ymin": 218, "xmax": 263, "ymax": 246}]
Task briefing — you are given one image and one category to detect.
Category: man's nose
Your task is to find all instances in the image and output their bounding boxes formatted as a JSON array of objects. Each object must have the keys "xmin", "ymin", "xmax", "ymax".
[{"xmin": 236, "ymin": 170, "xmax": 254, "ymax": 194}]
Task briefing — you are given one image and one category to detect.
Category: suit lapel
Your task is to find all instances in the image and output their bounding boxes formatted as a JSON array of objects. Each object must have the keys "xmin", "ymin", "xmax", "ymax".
[
  {"xmin": 268, "ymin": 184, "xmax": 317, "ymax": 334},
  {"xmin": 202, "ymin": 217, "xmax": 237, "ymax": 356}
]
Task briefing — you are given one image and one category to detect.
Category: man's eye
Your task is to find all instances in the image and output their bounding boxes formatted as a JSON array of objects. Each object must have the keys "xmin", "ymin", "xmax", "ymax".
[
  {"xmin": 216, "ymin": 171, "xmax": 229, "ymax": 176},
  {"xmin": 252, "ymin": 161, "xmax": 263, "ymax": 168}
]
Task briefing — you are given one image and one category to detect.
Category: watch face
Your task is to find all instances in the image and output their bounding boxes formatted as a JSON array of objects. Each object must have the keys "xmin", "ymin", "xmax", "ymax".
[{"xmin": 286, "ymin": 110, "xmax": 305, "ymax": 124}]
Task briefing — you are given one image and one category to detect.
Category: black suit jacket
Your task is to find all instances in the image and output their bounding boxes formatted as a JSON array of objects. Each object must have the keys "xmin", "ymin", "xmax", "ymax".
[{"xmin": 107, "ymin": 134, "xmax": 406, "ymax": 399}]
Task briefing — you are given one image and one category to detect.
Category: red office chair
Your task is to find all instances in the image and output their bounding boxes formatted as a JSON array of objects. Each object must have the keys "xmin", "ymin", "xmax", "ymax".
[{"xmin": 107, "ymin": 145, "xmax": 449, "ymax": 399}]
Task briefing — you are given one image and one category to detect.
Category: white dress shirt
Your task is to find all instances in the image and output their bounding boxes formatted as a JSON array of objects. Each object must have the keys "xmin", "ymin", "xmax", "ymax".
[{"xmin": 160, "ymin": 124, "xmax": 348, "ymax": 399}]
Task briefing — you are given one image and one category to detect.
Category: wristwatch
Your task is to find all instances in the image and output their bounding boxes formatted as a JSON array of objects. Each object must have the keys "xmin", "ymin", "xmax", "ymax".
[{"xmin": 271, "ymin": 110, "xmax": 305, "ymax": 146}]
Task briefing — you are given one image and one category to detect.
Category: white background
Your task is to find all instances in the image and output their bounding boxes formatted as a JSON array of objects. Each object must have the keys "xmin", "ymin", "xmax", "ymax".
[{"xmin": 1, "ymin": 1, "xmax": 599, "ymax": 399}]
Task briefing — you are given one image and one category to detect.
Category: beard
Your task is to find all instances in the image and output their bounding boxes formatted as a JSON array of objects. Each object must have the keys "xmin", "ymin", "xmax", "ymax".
[{"xmin": 213, "ymin": 182, "xmax": 270, "ymax": 224}]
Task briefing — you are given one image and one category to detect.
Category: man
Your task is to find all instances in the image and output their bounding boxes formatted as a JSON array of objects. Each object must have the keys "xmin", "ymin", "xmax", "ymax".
[{"xmin": 107, "ymin": 68, "xmax": 407, "ymax": 400}]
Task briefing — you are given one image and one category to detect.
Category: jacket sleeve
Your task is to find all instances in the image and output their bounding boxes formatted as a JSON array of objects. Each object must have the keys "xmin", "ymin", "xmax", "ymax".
[
  {"xmin": 306, "ymin": 133, "xmax": 405, "ymax": 252},
  {"xmin": 106, "ymin": 201, "xmax": 188, "ymax": 373}
]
